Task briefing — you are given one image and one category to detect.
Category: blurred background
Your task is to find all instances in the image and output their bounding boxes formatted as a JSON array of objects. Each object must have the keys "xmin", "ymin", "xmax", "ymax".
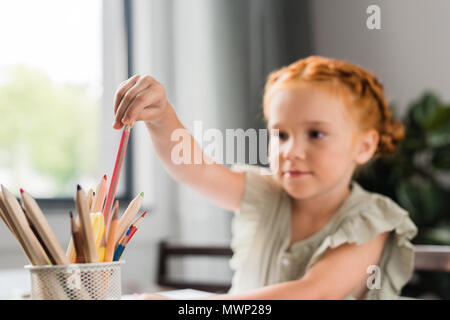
[{"xmin": 0, "ymin": 0, "xmax": 449, "ymax": 299}]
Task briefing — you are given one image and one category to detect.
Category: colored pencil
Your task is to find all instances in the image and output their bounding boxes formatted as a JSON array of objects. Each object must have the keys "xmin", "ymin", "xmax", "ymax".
[
  {"xmin": 115, "ymin": 192, "xmax": 143, "ymax": 246},
  {"xmin": 69, "ymin": 211, "xmax": 86, "ymax": 263},
  {"xmin": 104, "ymin": 200, "xmax": 119, "ymax": 262},
  {"xmin": 87, "ymin": 188, "xmax": 94, "ymax": 211},
  {"xmin": 92, "ymin": 174, "xmax": 107, "ymax": 213},
  {"xmin": 65, "ymin": 221, "xmax": 78, "ymax": 263},
  {"xmin": 98, "ymin": 233, "xmax": 106, "ymax": 262},
  {"xmin": 22, "ymin": 201, "xmax": 57, "ymax": 265},
  {"xmin": 91, "ymin": 212, "xmax": 106, "ymax": 262},
  {"xmin": 1, "ymin": 185, "xmax": 50, "ymax": 265},
  {"xmin": 127, "ymin": 211, "xmax": 147, "ymax": 242},
  {"xmin": 113, "ymin": 228, "xmax": 130, "ymax": 261},
  {"xmin": 75, "ymin": 185, "xmax": 98, "ymax": 263},
  {"xmin": 1, "ymin": 191, "xmax": 37, "ymax": 263},
  {"xmin": 20, "ymin": 189, "xmax": 69, "ymax": 265},
  {"xmin": 0, "ymin": 193, "xmax": 15, "ymax": 235},
  {"xmin": 103, "ymin": 125, "xmax": 130, "ymax": 229}
]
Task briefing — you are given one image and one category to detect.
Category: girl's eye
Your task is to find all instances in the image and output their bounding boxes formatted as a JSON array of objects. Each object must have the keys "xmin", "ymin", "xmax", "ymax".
[
  {"xmin": 278, "ymin": 131, "xmax": 289, "ymax": 140},
  {"xmin": 271, "ymin": 130, "xmax": 288, "ymax": 140},
  {"xmin": 309, "ymin": 130, "xmax": 326, "ymax": 139}
]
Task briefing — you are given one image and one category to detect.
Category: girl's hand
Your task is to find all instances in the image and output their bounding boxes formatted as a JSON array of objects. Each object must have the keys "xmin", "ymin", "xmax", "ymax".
[
  {"xmin": 112, "ymin": 74, "xmax": 169, "ymax": 130},
  {"xmin": 133, "ymin": 293, "xmax": 172, "ymax": 300}
]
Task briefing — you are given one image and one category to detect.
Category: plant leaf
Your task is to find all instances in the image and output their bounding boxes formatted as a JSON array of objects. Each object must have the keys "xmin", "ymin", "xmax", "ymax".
[
  {"xmin": 421, "ymin": 227, "xmax": 450, "ymax": 245},
  {"xmin": 396, "ymin": 179, "xmax": 447, "ymax": 227},
  {"xmin": 432, "ymin": 146, "xmax": 450, "ymax": 170},
  {"xmin": 409, "ymin": 92, "xmax": 441, "ymax": 129}
]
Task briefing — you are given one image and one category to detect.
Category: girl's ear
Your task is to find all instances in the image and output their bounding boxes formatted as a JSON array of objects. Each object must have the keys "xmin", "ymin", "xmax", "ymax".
[{"xmin": 354, "ymin": 129, "xmax": 379, "ymax": 165}]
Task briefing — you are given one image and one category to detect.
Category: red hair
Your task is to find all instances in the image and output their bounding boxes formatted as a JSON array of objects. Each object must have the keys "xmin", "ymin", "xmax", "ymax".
[{"xmin": 263, "ymin": 56, "xmax": 404, "ymax": 155}]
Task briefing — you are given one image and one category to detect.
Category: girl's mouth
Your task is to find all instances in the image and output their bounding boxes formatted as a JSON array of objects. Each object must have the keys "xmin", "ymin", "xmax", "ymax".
[{"xmin": 283, "ymin": 170, "xmax": 311, "ymax": 178}]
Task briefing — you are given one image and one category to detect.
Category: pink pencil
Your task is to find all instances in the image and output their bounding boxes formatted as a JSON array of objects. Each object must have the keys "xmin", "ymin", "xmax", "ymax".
[{"xmin": 103, "ymin": 125, "xmax": 131, "ymax": 229}]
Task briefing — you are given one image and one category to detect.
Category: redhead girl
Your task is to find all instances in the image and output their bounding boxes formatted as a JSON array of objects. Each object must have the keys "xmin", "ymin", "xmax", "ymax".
[{"xmin": 112, "ymin": 56, "xmax": 417, "ymax": 300}]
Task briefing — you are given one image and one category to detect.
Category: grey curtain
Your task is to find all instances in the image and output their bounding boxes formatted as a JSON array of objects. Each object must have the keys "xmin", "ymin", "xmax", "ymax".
[{"xmin": 128, "ymin": 0, "xmax": 312, "ymax": 286}]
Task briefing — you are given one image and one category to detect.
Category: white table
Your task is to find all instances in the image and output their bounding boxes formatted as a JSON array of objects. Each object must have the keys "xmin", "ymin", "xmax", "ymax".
[
  {"xmin": 0, "ymin": 268, "xmax": 216, "ymax": 300},
  {"xmin": 122, "ymin": 289, "xmax": 217, "ymax": 300}
]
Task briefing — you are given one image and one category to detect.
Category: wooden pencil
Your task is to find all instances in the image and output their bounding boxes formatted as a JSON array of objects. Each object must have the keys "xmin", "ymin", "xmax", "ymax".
[
  {"xmin": 87, "ymin": 188, "xmax": 94, "ymax": 211},
  {"xmin": 0, "ymin": 191, "xmax": 35, "ymax": 262},
  {"xmin": 103, "ymin": 125, "xmax": 130, "ymax": 229},
  {"xmin": 65, "ymin": 219, "xmax": 78, "ymax": 263},
  {"xmin": 20, "ymin": 201, "xmax": 57, "ymax": 265},
  {"xmin": 115, "ymin": 192, "xmax": 143, "ymax": 246},
  {"xmin": 104, "ymin": 200, "xmax": 119, "ymax": 262},
  {"xmin": 20, "ymin": 189, "xmax": 70, "ymax": 265},
  {"xmin": 113, "ymin": 228, "xmax": 130, "ymax": 261},
  {"xmin": 25, "ymin": 211, "xmax": 57, "ymax": 265},
  {"xmin": 75, "ymin": 185, "xmax": 98, "ymax": 263},
  {"xmin": 69, "ymin": 211, "xmax": 86, "ymax": 263},
  {"xmin": 92, "ymin": 174, "xmax": 107, "ymax": 213},
  {"xmin": 0, "ymin": 194, "xmax": 15, "ymax": 235},
  {"xmin": 127, "ymin": 211, "xmax": 147, "ymax": 241},
  {"xmin": 1, "ymin": 185, "xmax": 50, "ymax": 265},
  {"xmin": 66, "ymin": 186, "xmax": 80, "ymax": 262}
]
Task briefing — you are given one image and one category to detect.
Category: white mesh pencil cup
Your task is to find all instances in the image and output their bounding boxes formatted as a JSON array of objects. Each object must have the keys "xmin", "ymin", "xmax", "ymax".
[{"xmin": 25, "ymin": 261, "xmax": 124, "ymax": 300}]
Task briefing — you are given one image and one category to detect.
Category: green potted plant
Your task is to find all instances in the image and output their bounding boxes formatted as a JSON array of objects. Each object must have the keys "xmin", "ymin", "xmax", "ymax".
[{"xmin": 356, "ymin": 92, "xmax": 450, "ymax": 299}]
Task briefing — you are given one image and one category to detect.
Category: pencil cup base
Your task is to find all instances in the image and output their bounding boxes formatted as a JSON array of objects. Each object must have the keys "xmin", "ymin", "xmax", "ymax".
[{"xmin": 25, "ymin": 261, "xmax": 124, "ymax": 300}]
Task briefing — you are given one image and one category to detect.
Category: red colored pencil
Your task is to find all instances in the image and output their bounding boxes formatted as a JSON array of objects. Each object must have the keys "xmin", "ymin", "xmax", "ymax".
[
  {"xmin": 126, "ymin": 211, "xmax": 147, "ymax": 244},
  {"xmin": 103, "ymin": 125, "xmax": 130, "ymax": 229}
]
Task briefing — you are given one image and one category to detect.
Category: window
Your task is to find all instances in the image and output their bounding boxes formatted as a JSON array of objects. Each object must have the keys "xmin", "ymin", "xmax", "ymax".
[{"xmin": 0, "ymin": 0, "xmax": 131, "ymax": 201}]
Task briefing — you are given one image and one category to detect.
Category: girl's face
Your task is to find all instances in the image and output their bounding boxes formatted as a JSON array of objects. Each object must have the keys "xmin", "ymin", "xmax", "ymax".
[{"xmin": 267, "ymin": 85, "xmax": 369, "ymax": 200}]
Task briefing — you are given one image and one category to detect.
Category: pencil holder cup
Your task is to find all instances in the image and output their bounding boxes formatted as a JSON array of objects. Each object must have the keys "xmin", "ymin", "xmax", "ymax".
[{"xmin": 25, "ymin": 261, "xmax": 124, "ymax": 300}]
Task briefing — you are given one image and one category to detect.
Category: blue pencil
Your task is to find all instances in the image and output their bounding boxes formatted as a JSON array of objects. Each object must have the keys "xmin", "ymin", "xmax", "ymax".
[{"xmin": 113, "ymin": 228, "xmax": 130, "ymax": 261}]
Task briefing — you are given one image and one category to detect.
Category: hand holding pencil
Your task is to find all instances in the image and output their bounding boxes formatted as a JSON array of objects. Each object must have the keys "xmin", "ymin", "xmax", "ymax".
[{"xmin": 112, "ymin": 75, "xmax": 170, "ymax": 130}]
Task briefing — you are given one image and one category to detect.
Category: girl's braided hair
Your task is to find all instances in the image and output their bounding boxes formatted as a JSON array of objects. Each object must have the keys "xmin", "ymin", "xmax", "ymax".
[{"xmin": 263, "ymin": 56, "xmax": 404, "ymax": 155}]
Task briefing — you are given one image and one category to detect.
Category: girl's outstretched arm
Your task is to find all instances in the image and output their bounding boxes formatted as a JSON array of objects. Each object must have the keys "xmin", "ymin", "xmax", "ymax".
[
  {"xmin": 204, "ymin": 231, "xmax": 390, "ymax": 300},
  {"xmin": 113, "ymin": 75, "xmax": 245, "ymax": 212}
]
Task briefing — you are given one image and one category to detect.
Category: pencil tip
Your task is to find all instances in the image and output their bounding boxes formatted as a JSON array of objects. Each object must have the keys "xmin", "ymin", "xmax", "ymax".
[
  {"xmin": 20, "ymin": 188, "xmax": 24, "ymax": 194},
  {"xmin": 142, "ymin": 211, "xmax": 147, "ymax": 217},
  {"xmin": 104, "ymin": 174, "xmax": 107, "ymax": 180},
  {"xmin": 77, "ymin": 184, "xmax": 81, "ymax": 190},
  {"xmin": 140, "ymin": 192, "xmax": 144, "ymax": 197}
]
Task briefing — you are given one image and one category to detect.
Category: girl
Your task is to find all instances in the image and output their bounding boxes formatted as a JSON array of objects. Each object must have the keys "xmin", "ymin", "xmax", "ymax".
[{"xmin": 113, "ymin": 56, "xmax": 417, "ymax": 300}]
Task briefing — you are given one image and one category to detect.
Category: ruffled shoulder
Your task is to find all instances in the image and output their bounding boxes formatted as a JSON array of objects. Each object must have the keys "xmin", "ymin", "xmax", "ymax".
[
  {"xmin": 228, "ymin": 164, "xmax": 284, "ymax": 272},
  {"xmin": 230, "ymin": 163, "xmax": 282, "ymax": 219},
  {"xmin": 305, "ymin": 185, "xmax": 418, "ymax": 299}
]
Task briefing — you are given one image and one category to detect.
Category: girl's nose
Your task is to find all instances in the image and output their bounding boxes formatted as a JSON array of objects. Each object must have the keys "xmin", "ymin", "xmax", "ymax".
[{"xmin": 283, "ymin": 138, "xmax": 306, "ymax": 160}]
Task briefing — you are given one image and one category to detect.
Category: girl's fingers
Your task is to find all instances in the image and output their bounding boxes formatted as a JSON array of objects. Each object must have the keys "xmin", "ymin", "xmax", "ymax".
[
  {"xmin": 114, "ymin": 76, "xmax": 152, "ymax": 125},
  {"xmin": 121, "ymin": 85, "xmax": 163, "ymax": 124},
  {"xmin": 113, "ymin": 74, "xmax": 140, "ymax": 116}
]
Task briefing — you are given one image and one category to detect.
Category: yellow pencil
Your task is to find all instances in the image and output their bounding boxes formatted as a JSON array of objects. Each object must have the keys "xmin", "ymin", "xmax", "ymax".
[{"xmin": 90, "ymin": 211, "xmax": 106, "ymax": 262}]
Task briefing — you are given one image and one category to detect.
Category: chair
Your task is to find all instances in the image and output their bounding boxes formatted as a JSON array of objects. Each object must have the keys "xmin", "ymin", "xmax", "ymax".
[
  {"xmin": 412, "ymin": 245, "xmax": 450, "ymax": 272},
  {"xmin": 157, "ymin": 240, "xmax": 233, "ymax": 293},
  {"xmin": 156, "ymin": 240, "xmax": 450, "ymax": 296}
]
